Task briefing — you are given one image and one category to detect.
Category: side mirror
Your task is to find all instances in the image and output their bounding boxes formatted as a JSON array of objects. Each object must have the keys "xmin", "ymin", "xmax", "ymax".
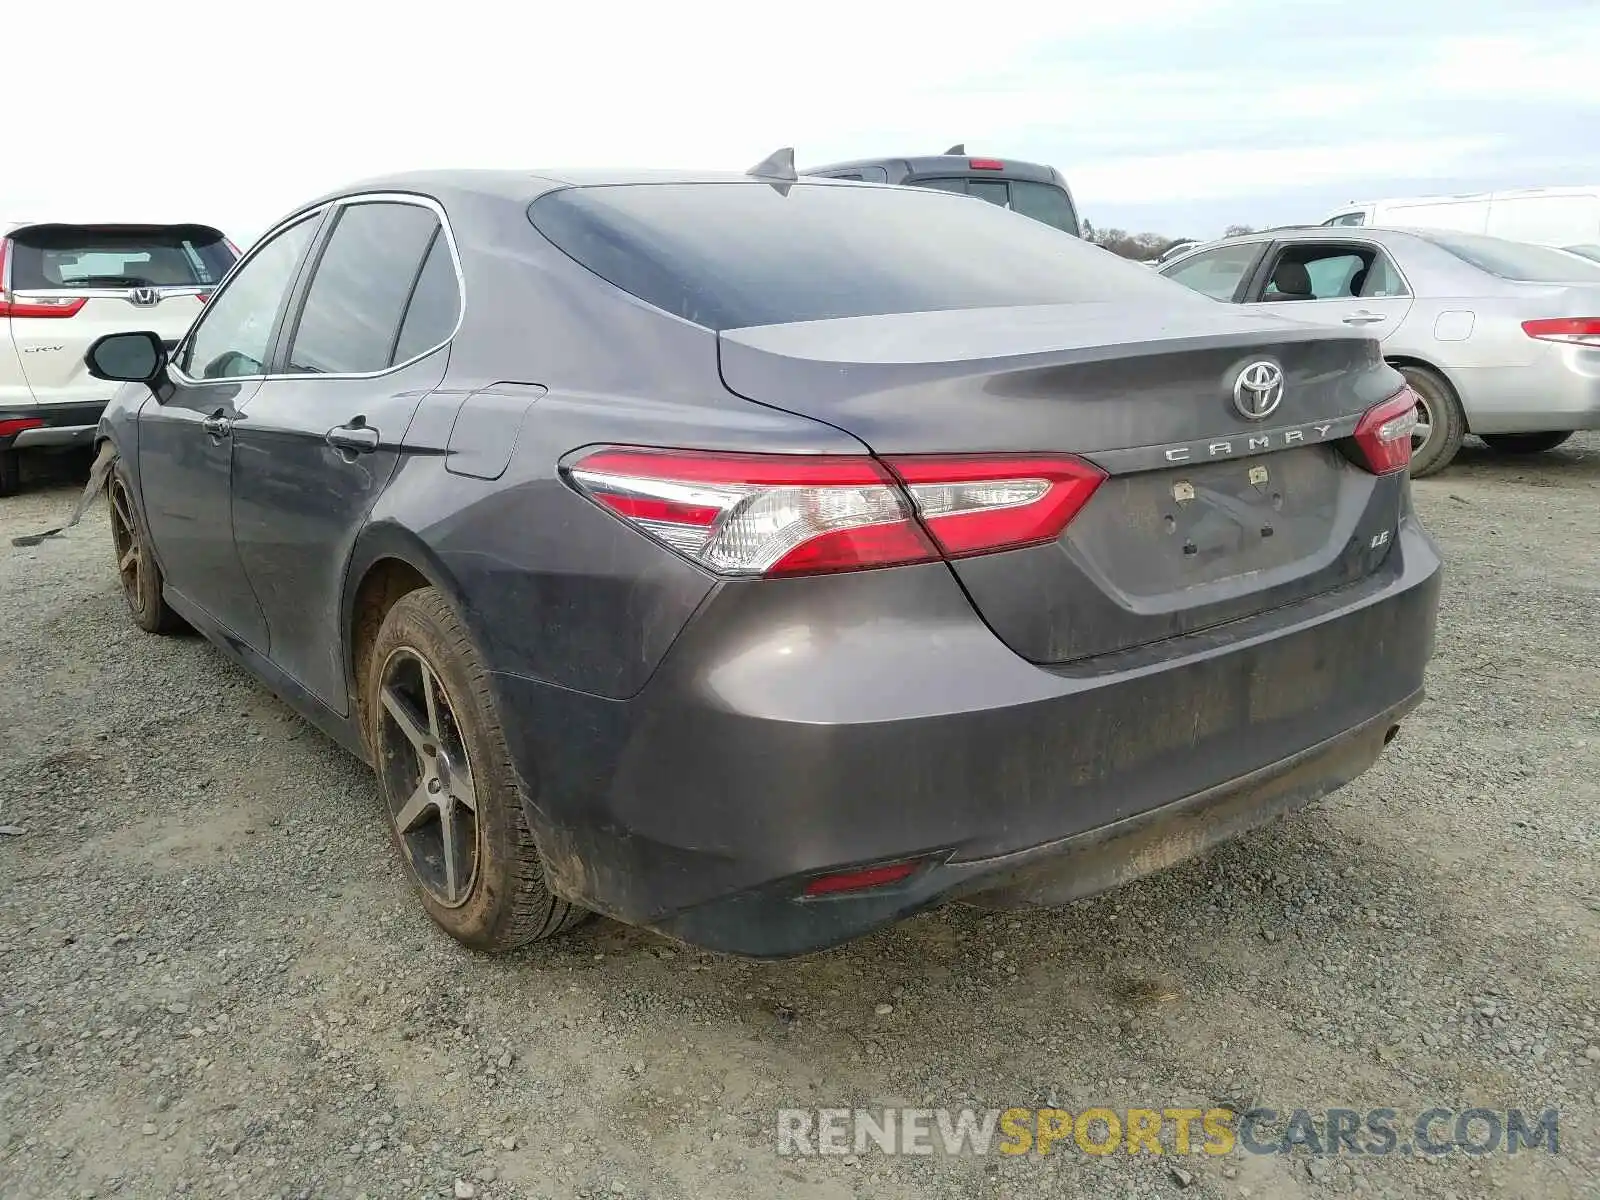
[{"xmin": 84, "ymin": 331, "xmax": 168, "ymax": 388}]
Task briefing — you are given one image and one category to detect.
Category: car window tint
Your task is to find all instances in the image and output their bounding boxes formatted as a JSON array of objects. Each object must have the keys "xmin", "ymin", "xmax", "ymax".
[
  {"xmin": 907, "ymin": 177, "xmax": 969, "ymax": 194},
  {"xmin": 1362, "ymin": 253, "xmax": 1409, "ymax": 298},
  {"xmin": 180, "ymin": 215, "xmax": 319, "ymax": 380},
  {"xmin": 529, "ymin": 182, "xmax": 1198, "ymax": 331},
  {"xmin": 7, "ymin": 224, "xmax": 235, "ymax": 290},
  {"xmin": 1009, "ymin": 180, "xmax": 1080, "ymax": 235},
  {"xmin": 967, "ymin": 180, "xmax": 1010, "ymax": 207},
  {"xmin": 390, "ymin": 231, "xmax": 461, "ymax": 365},
  {"xmin": 1425, "ymin": 232, "xmax": 1600, "ymax": 283},
  {"xmin": 1161, "ymin": 245, "xmax": 1259, "ymax": 300},
  {"xmin": 286, "ymin": 202, "xmax": 441, "ymax": 375}
]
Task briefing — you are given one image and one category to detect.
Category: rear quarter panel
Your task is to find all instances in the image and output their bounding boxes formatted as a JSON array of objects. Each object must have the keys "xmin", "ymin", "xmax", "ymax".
[{"xmin": 349, "ymin": 188, "xmax": 869, "ymax": 703}]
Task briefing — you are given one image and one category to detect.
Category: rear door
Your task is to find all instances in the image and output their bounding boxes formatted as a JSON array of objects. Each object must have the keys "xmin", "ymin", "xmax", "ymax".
[
  {"xmin": 1243, "ymin": 239, "xmax": 1415, "ymax": 341},
  {"xmin": 3, "ymin": 224, "xmax": 235, "ymax": 406},
  {"xmin": 229, "ymin": 195, "xmax": 459, "ymax": 715}
]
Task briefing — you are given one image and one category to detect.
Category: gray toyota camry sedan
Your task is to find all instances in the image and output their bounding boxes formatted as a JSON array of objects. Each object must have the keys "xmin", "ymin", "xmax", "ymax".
[{"xmin": 82, "ymin": 165, "xmax": 1443, "ymax": 958}]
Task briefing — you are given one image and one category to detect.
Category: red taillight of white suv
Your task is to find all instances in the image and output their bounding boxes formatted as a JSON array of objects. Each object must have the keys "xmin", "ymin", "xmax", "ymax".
[
  {"xmin": 0, "ymin": 239, "xmax": 84, "ymax": 318},
  {"xmin": 565, "ymin": 448, "xmax": 1106, "ymax": 577}
]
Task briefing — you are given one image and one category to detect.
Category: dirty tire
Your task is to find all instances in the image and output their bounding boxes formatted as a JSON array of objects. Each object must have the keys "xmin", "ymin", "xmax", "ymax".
[
  {"xmin": 365, "ymin": 586, "xmax": 588, "ymax": 951},
  {"xmin": 107, "ymin": 458, "xmax": 183, "ymax": 634},
  {"xmin": 1396, "ymin": 364, "xmax": 1465, "ymax": 479},
  {"xmin": 0, "ymin": 447, "xmax": 19, "ymax": 498},
  {"xmin": 1480, "ymin": 431, "xmax": 1573, "ymax": 455}
]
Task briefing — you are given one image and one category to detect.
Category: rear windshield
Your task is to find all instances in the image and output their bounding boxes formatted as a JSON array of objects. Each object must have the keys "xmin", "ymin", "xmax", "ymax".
[
  {"xmin": 528, "ymin": 181, "xmax": 1193, "ymax": 331},
  {"xmin": 5, "ymin": 224, "xmax": 235, "ymax": 290},
  {"xmin": 1424, "ymin": 232, "xmax": 1600, "ymax": 283}
]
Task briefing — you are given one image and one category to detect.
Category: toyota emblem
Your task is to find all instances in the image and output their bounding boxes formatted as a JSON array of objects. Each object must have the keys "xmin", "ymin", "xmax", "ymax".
[{"xmin": 1233, "ymin": 360, "xmax": 1285, "ymax": 420}]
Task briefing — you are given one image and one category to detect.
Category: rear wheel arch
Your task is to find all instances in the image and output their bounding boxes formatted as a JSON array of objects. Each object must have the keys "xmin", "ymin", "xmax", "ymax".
[
  {"xmin": 1384, "ymin": 356, "xmax": 1467, "ymax": 478},
  {"xmin": 1383, "ymin": 355, "xmax": 1463, "ymax": 422},
  {"xmin": 343, "ymin": 529, "xmax": 473, "ymax": 745}
]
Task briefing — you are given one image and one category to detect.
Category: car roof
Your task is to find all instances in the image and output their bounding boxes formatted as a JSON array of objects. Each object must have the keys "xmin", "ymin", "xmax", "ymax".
[{"xmin": 294, "ymin": 167, "xmax": 870, "ymax": 213}]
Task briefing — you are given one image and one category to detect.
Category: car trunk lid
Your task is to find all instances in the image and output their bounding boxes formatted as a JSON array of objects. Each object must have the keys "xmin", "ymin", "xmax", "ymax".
[{"xmin": 718, "ymin": 302, "xmax": 1411, "ymax": 664}]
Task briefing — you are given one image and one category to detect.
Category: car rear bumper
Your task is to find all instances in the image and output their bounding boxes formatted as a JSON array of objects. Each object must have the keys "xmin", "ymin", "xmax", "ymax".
[
  {"xmin": 1451, "ymin": 350, "xmax": 1600, "ymax": 434},
  {"xmin": 0, "ymin": 401, "xmax": 107, "ymax": 450},
  {"xmin": 492, "ymin": 515, "xmax": 1442, "ymax": 958}
]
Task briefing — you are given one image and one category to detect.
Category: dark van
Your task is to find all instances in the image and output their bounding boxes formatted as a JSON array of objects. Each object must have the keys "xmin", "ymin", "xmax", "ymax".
[{"xmin": 800, "ymin": 145, "xmax": 1082, "ymax": 237}]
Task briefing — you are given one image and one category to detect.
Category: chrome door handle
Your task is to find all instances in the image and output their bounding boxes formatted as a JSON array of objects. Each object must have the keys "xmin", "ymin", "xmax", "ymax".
[
  {"xmin": 1342, "ymin": 311, "xmax": 1386, "ymax": 325},
  {"xmin": 201, "ymin": 414, "xmax": 232, "ymax": 437},
  {"xmin": 325, "ymin": 423, "xmax": 380, "ymax": 453}
]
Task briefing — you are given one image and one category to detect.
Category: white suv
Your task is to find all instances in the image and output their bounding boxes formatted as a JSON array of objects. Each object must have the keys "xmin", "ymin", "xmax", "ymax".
[{"xmin": 1, "ymin": 221, "xmax": 238, "ymax": 495}]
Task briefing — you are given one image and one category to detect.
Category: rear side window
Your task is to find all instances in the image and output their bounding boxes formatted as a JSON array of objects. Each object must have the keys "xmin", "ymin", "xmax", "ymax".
[
  {"xmin": 5, "ymin": 225, "xmax": 234, "ymax": 290},
  {"xmin": 1010, "ymin": 180, "xmax": 1080, "ymax": 235},
  {"xmin": 1425, "ymin": 232, "xmax": 1600, "ymax": 283},
  {"xmin": 390, "ymin": 232, "xmax": 461, "ymax": 365},
  {"xmin": 528, "ymin": 182, "xmax": 1189, "ymax": 331},
  {"xmin": 286, "ymin": 201, "xmax": 442, "ymax": 374}
]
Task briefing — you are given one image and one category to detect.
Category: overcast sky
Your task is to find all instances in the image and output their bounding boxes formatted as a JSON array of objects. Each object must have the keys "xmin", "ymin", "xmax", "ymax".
[{"xmin": 8, "ymin": 0, "xmax": 1599, "ymax": 244}]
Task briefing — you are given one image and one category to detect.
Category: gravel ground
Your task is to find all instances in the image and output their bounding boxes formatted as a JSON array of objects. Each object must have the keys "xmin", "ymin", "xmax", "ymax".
[{"xmin": 1, "ymin": 438, "xmax": 1597, "ymax": 1200}]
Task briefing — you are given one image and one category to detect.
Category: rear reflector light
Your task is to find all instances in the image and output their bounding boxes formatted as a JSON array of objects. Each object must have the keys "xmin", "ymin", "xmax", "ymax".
[
  {"xmin": 0, "ymin": 418, "xmax": 44, "ymax": 439},
  {"xmin": 969, "ymin": 158, "xmax": 1005, "ymax": 170},
  {"xmin": 803, "ymin": 860, "xmax": 922, "ymax": 897},
  {"xmin": 1351, "ymin": 387, "xmax": 1418, "ymax": 475},
  {"xmin": 566, "ymin": 448, "xmax": 1106, "ymax": 577},
  {"xmin": 1522, "ymin": 317, "xmax": 1600, "ymax": 345}
]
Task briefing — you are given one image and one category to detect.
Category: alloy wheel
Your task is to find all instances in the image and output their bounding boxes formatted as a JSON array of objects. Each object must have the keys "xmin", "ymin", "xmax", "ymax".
[
  {"xmin": 107, "ymin": 478, "xmax": 145, "ymax": 615},
  {"xmin": 1410, "ymin": 391, "xmax": 1435, "ymax": 459},
  {"xmin": 375, "ymin": 647, "xmax": 481, "ymax": 908}
]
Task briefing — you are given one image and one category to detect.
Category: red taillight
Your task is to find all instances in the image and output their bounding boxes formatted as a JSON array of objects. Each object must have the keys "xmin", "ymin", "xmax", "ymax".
[
  {"xmin": 1351, "ymin": 387, "xmax": 1419, "ymax": 475},
  {"xmin": 1522, "ymin": 317, "xmax": 1600, "ymax": 345},
  {"xmin": 803, "ymin": 860, "xmax": 922, "ymax": 897},
  {"xmin": 969, "ymin": 158, "xmax": 1005, "ymax": 171},
  {"xmin": 565, "ymin": 448, "xmax": 1105, "ymax": 577},
  {"xmin": 0, "ymin": 237, "xmax": 86, "ymax": 318},
  {"xmin": 196, "ymin": 292, "xmax": 211, "ymax": 304},
  {"xmin": 0, "ymin": 418, "xmax": 44, "ymax": 439},
  {"xmin": 888, "ymin": 454, "xmax": 1106, "ymax": 557},
  {"xmin": 0, "ymin": 295, "xmax": 87, "ymax": 318}
]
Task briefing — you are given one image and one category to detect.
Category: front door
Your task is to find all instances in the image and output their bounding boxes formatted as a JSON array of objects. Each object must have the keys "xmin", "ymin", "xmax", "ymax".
[
  {"xmin": 139, "ymin": 212, "xmax": 324, "ymax": 648},
  {"xmin": 229, "ymin": 198, "xmax": 461, "ymax": 714}
]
